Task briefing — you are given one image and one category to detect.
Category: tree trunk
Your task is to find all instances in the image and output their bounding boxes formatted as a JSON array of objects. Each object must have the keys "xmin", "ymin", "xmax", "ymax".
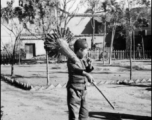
[
  {"xmin": 11, "ymin": 64, "xmax": 14, "ymax": 76},
  {"xmin": 11, "ymin": 35, "xmax": 20, "ymax": 76},
  {"xmin": 129, "ymin": 31, "xmax": 133, "ymax": 80},
  {"xmin": 109, "ymin": 26, "xmax": 116, "ymax": 65},
  {"xmin": 18, "ymin": 36, "xmax": 21, "ymax": 65},
  {"xmin": 141, "ymin": 35, "xmax": 145, "ymax": 59},
  {"xmin": 11, "ymin": 46, "xmax": 16, "ymax": 76},
  {"xmin": 92, "ymin": 17, "xmax": 95, "ymax": 49},
  {"xmin": 46, "ymin": 51, "xmax": 49, "ymax": 85},
  {"xmin": 133, "ymin": 31, "xmax": 135, "ymax": 60},
  {"xmin": 41, "ymin": 15, "xmax": 50, "ymax": 85},
  {"xmin": 103, "ymin": 22, "xmax": 106, "ymax": 65},
  {"xmin": 19, "ymin": 51, "xmax": 21, "ymax": 65}
]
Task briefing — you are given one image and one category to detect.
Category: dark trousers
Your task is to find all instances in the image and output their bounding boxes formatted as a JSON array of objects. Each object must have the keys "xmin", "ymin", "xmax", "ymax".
[{"xmin": 67, "ymin": 87, "xmax": 88, "ymax": 120}]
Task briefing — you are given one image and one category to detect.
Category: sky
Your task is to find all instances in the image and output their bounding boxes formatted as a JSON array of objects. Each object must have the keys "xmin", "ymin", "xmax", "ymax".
[
  {"xmin": 0, "ymin": 0, "xmax": 130, "ymax": 12},
  {"xmin": 1, "ymin": 0, "xmax": 19, "ymax": 7},
  {"xmin": 1, "ymin": 0, "xmax": 150, "ymax": 47}
]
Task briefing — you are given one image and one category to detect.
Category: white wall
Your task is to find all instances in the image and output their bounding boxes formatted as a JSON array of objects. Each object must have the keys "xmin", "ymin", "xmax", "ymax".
[
  {"xmin": 21, "ymin": 36, "xmax": 104, "ymax": 57},
  {"xmin": 1, "ymin": 26, "xmax": 15, "ymax": 50},
  {"xmin": 22, "ymin": 40, "xmax": 46, "ymax": 56}
]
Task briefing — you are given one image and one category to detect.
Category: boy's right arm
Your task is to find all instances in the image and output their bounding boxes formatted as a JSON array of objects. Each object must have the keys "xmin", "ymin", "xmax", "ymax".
[{"xmin": 68, "ymin": 60, "xmax": 94, "ymax": 83}]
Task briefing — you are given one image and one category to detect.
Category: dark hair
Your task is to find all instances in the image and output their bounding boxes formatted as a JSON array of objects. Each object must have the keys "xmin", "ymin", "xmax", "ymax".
[{"xmin": 74, "ymin": 38, "xmax": 88, "ymax": 53}]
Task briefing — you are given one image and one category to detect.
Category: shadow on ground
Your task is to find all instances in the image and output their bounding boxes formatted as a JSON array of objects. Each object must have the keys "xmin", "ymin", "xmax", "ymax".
[
  {"xmin": 118, "ymin": 82, "xmax": 152, "ymax": 87},
  {"xmin": 89, "ymin": 111, "xmax": 151, "ymax": 120},
  {"xmin": 1, "ymin": 76, "xmax": 31, "ymax": 90},
  {"xmin": 3, "ymin": 74, "xmax": 46, "ymax": 79}
]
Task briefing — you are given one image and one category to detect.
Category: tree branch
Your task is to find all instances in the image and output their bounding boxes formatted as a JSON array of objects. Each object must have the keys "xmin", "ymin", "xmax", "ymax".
[
  {"xmin": 1, "ymin": 23, "xmax": 16, "ymax": 37},
  {"xmin": 68, "ymin": 0, "xmax": 77, "ymax": 12}
]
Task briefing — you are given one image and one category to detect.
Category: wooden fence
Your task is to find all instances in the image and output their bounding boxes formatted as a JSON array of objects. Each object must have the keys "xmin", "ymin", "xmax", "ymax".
[
  {"xmin": 1, "ymin": 54, "xmax": 20, "ymax": 65},
  {"xmin": 88, "ymin": 50, "xmax": 151, "ymax": 60},
  {"xmin": 1, "ymin": 50, "xmax": 151, "ymax": 65}
]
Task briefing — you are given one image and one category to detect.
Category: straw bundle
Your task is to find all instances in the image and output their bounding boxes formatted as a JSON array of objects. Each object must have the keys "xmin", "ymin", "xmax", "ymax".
[{"xmin": 44, "ymin": 27, "xmax": 80, "ymax": 64}]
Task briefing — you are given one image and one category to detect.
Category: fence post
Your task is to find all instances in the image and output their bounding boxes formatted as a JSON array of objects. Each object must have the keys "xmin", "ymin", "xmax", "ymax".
[
  {"xmin": 115, "ymin": 50, "xmax": 116, "ymax": 59},
  {"xmin": 135, "ymin": 50, "xmax": 136, "ymax": 60},
  {"xmin": 127, "ymin": 50, "xmax": 129, "ymax": 59},
  {"xmin": 122, "ymin": 50, "xmax": 123, "ymax": 59},
  {"xmin": 116, "ymin": 50, "xmax": 118, "ymax": 60},
  {"xmin": 1, "ymin": 54, "xmax": 2, "ymax": 65},
  {"xmin": 4, "ymin": 55, "xmax": 6, "ymax": 65},
  {"xmin": 6, "ymin": 54, "xmax": 8, "ymax": 64},
  {"xmin": 118, "ymin": 50, "xmax": 120, "ymax": 60},
  {"xmin": 121, "ymin": 50, "xmax": 123, "ymax": 59},
  {"xmin": 114, "ymin": 50, "xmax": 116, "ymax": 59},
  {"xmin": 119, "ymin": 50, "xmax": 121, "ymax": 59},
  {"xmin": 120, "ymin": 50, "xmax": 122, "ymax": 59},
  {"xmin": 116, "ymin": 50, "xmax": 118, "ymax": 59},
  {"xmin": 1, "ymin": 54, "xmax": 3, "ymax": 65},
  {"xmin": 124, "ymin": 50, "xmax": 126, "ymax": 59},
  {"xmin": 148, "ymin": 50, "xmax": 150, "ymax": 59},
  {"xmin": 145, "ymin": 50, "xmax": 146, "ymax": 59}
]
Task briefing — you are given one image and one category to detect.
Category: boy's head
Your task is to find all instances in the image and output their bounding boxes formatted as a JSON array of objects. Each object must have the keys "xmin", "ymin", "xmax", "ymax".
[{"xmin": 74, "ymin": 38, "xmax": 88, "ymax": 59}]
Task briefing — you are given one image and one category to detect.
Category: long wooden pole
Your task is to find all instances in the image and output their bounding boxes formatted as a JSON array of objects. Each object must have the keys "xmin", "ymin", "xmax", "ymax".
[
  {"xmin": 130, "ymin": 31, "xmax": 132, "ymax": 80},
  {"xmin": 103, "ymin": 22, "xmax": 106, "ymax": 65},
  {"xmin": 92, "ymin": 82, "xmax": 115, "ymax": 109},
  {"xmin": 92, "ymin": 82, "xmax": 122, "ymax": 120}
]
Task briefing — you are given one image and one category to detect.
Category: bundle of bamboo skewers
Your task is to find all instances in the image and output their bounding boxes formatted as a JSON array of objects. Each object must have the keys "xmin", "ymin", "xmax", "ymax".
[{"xmin": 44, "ymin": 27, "xmax": 80, "ymax": 64}]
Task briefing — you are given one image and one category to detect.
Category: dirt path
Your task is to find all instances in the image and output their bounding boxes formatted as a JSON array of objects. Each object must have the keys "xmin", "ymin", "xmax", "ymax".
[{"xmin": 1, "ymin": 80, "xmax": 151, "ymax": 120}]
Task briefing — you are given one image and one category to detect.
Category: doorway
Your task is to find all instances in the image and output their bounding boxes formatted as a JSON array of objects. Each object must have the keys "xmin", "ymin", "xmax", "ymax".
[{"xmin": 25, "ymin": 43, "xmax": 36, "ymax": 59}]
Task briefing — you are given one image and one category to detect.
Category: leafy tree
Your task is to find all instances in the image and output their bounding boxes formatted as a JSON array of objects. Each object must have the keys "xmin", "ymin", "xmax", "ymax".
[
  {"xmin": 80, "ymin": 0, "xmax": 119, "ymax": 64},
  {"xmin": 18, "ymin": 0, "xmax": 76, "ymax": 84},
  {"xmin": 119, "ymin": 0, "xmax": 151, "ymax": 79},
  {"xmin": 134, "ymin": 7, "xmax": 151, "ymax": 59},
  {"xmin": 105, "ymin": 1, "xmax": 123, "ymax": 64},
  {"xmin": 98, "ymin": 0, "xmax": 116, "ymax": 64},
  {"xmin": 17, "ymin": 0, "xmax": 60, "ymax": 85},
  {"xmin": 1, "ymin": 0, "xmax": 27, "ymax": 76}
]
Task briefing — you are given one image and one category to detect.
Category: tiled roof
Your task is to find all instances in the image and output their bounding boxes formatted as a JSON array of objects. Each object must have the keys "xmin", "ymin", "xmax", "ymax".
[{"xmin": 67, "ymin": 17, "xmax": 91, "ymax": 35}]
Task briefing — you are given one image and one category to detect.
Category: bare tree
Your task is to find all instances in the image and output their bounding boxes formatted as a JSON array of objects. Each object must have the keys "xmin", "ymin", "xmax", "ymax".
[
  {"xmin": 18, "ymin": 0, "xmax": 60, "ymax": 85},
  {"xmin": 57, "ymin": 0, "xmax": 81, "ymax": 30},
  {"xmin": 1, "ymin": 1, "xmax": 25, "ymax": 76}
]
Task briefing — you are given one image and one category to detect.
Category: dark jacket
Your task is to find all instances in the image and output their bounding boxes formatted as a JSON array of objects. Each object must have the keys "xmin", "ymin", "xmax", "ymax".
[{"xmin": 67, "ymin": 58, "xmax": 94, "ymax": 90}]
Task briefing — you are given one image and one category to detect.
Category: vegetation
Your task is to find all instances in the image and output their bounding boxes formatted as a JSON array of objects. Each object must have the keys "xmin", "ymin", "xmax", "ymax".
[
  {"xmin": 118, "ymin": 0, "xmax": 151, "ymax": 79},
  {"xmin": 1, "ymin": 0, "xmax": 27, "ymax": 76}
]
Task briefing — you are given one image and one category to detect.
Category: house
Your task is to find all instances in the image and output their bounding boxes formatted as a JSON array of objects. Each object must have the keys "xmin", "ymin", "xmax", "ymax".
[
  {"xmin": 19, "ymin": 6, "xmax": 152, "ymax": 58},
  {"xmin": 20, "ymin": 17, "xmax": 108, "ymax": 59}
]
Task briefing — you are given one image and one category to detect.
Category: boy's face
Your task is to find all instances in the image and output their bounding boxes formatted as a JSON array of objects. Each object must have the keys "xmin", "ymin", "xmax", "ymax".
[{"xmin": 77, "ymin": 48, "xmax": 88, "ymax": 59}]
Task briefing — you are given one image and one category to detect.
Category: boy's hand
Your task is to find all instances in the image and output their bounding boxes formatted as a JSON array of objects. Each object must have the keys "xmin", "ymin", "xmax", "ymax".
[
  {"xmin": 84, "ymin": 72, "xmax": 94, "ymax": 83},
  {"xmin": 86, "ymin": 58, "xmax": 94, "ymax": 70},
  {"xmin": 87, "ymin": 58, "xmax": 92, "ymax": 65}
]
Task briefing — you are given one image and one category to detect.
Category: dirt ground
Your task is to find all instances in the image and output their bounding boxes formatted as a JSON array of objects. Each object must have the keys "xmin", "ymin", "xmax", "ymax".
[
  {"xmin": 1, "ymin": 60, "xmax": 151, "ymax": 120},
  {"xmin": 1, "ymin": 60, "xmax": 151, "ymax": 86}
]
